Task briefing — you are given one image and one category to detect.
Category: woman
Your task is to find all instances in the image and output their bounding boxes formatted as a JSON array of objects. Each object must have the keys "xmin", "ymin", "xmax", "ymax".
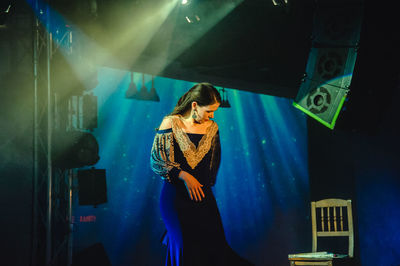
[{"xmin": 150, "ymin": 83, "xmax": 253, "ymax": 266}]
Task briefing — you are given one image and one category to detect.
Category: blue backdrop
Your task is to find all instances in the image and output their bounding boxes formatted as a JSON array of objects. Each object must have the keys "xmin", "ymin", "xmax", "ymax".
[{"xmin": 73, "ymin": 67, "xmax": 310, "ymax": 266}]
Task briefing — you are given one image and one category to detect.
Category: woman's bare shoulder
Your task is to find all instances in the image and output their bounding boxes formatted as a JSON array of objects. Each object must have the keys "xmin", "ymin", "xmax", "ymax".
[{"xmin": 159, "ymin": 115, "xmax": 178, "ymax": 130}]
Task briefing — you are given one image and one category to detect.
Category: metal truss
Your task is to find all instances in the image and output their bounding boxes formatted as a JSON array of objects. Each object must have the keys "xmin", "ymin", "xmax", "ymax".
[{"xmin": 31, "ymin": 1, "xmax": 74, "ymax": 265}]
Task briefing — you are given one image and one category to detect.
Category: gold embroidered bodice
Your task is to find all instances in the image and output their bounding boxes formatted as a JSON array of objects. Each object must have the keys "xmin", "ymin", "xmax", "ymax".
[
  {"xmin": 150, "ymin": 115, "xmax": 221, "ymax": 185},
  {"xmin": 170, "ymin": 116, "xmax": 219, "ymax": 170}
]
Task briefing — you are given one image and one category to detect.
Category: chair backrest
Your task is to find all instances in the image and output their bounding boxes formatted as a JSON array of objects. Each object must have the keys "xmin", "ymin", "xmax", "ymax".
[{"xmin": 311, "ymin": 198, "xmax": 354, "ymax": 257}]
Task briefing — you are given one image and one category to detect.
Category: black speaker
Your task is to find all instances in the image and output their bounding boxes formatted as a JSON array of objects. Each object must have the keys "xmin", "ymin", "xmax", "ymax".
[
  {"xmin": 73, "ymin": 243, "xmax": 112, "ymax": 266},
  {"xmin": 77, "ymin": 169, "xmax": 107, "ymax": 206},
  {"xmin": 294, "ymin": 2, "xmax": 363, "ymax": 129},
  {"xmin": 312, "ymin": 4, "xmax": 363, "ymax": 46},
  {"xmin": 82, "ymin": 93, "xmax": 98, "ymax": 131}
]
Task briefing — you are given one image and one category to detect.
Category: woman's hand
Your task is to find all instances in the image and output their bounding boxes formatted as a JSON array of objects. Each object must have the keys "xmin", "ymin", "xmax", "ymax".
[{"xmin": 178, "ymin": 171, "xmax": 205, "ymax": 202}]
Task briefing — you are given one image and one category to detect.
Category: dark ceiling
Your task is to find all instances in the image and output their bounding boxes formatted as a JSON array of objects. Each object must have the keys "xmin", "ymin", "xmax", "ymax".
[
  {"xmin": 51, "ymin": 0, "xmax": 316, "ymax": 98},
  {"xmin": 129, "ymin": 0, "xmax": 315, "ymax": 99},
  {"xmin": 9, "ymin": 0, "xmax": 397, "ymax": 105},
  {"xmin": 1, "ymin": 0, "xmax": 398, "ymax": 133}
]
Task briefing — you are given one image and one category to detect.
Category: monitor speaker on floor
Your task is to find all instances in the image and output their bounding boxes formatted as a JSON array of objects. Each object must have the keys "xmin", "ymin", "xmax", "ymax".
[{"xmin": 72, "ymin": 243, "xmax": 111, "ymax": 266}]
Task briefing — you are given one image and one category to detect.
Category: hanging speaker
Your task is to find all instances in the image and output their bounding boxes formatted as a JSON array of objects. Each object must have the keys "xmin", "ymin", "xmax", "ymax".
[
  {"xmin": 294, "ymin": 47, "xmax": 357, "ymax": 129},
  {"xmin": 293, "ymin": 2, "xmax": 363, "ymax": 129},
  {"xmin": 312, "ymin": 4, "xmax": 363, "ymax": 46}
]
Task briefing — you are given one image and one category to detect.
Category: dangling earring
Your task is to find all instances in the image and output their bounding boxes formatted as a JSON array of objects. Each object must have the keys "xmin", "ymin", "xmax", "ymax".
[{"xmin": 192, "ymin": 110, "xmax": 198, "ymax": 120}]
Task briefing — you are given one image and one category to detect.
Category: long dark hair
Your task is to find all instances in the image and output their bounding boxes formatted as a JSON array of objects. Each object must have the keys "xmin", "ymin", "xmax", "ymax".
[{"xmin": 169, "ymin": 82, "xmax": 221, "ymax": 116}]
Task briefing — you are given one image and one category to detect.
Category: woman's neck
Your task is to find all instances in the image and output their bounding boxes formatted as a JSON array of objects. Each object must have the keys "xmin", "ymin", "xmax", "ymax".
[{"xmin": 180, "ymin": 113, "xmax": 201, "ymax": 126}]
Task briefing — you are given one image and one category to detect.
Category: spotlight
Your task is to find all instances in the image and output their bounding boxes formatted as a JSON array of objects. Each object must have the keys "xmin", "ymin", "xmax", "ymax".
[
  {"xmin": 219, "ymin": 88, "xmax": 231, "ymax": 108},
  {"xmin": 136, "ymin": 73, "xmax": 149, "ymax": 101},
  {"xmin": 185, "ymin": 16, "xmax": 192, "ymax": 23},
  {"xmin": 82, "ymin": 93, "xmax": 98, "ymax": 131},
  {"xmin": 184, "ymin": 14, "xmax": 201, "ymax": 24},
  {"xmin": 125, "ymin": 73, "xmax": 160, "ymax": 102},
  {"xmin": 148, "ymin": 76, "xmax": 160, "ymax": 102},
  {"xmin": 125, "ymin": 72, "xmax": 138, "ymax": 99},
  {"xmin": 0, "ymin": 4, "xmax": 11, "ymax": 28},
  {"xmin": 53, "ymin": 130, "xmax": 100, "ymax": 169},
  {"xmin": 179, "ymin": 0, "xmax": 201, "ymax": 24},
  {"xmin": 272, "ymin": 0, "xmax": 288, "ymax": 6}
]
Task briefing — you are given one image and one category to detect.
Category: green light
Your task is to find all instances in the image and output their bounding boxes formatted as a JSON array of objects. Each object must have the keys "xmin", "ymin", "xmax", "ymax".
[{"xmin": 292, "ymin": 93, "xmax": 347, "ymax": 130}]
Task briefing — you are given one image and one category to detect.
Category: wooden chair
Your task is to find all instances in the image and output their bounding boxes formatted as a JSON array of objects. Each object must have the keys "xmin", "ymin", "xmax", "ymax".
[{"xmin": 288, "ymin": 198, "xmax": 354, "ymax": 266}]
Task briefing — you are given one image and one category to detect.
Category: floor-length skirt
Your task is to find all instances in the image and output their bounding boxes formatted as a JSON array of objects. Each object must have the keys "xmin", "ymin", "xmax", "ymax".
[{"xmin": 160, "ymin": 181, "xmax": 253, "ymax": 266}]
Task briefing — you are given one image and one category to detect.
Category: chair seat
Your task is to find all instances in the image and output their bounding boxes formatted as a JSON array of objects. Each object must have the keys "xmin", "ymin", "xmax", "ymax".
[
  {"xmin": 288, "ymin": 253, "xmax": 351, "ymax": 266},
  {"xmin": 289, "ymin": 251, "xmax": 348, "ymax": 259},
  {"xmin": 288, "ymin": 252, "xmax": 348, "ymax": 260},
  {"xmin": 288, "ymin": 199, "xmax": 354, "ymax": 266}
]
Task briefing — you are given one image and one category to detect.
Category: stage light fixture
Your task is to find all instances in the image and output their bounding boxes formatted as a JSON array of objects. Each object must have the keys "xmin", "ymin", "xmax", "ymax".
[
  {"xmin": 272, "ymin": 0, "xmax": 288, "ymax": 6},
  {"xmin": 148, "ymin": 76, "xmax": 160, "ymax": 102},
  {"xmin": 125, "ymin": 72, "xmax": 138, "ymax": 99},
  {"xmin": 82, "ymin": 93, "xmax": 98, "ymax": 131},
  {"xmin": 185, "ymin": 16, "xmax": 192, "ymax": 23},
  {"xmin": 126, "ymin": 73, "xmax": 160, "ymax": 102},
  {"xmin": 179, "ymin": 0, "xmax": 202, "ymax": 24},
  {"xmin": 136, "ymin": 73, "xmax": 149, "ymax": 101},
  {"xmin": 53, "ymin": 130, "xmax": 100, "ymax": 169},
  {"xmin": 219, "ymin": 88, "xmax": 231, "ymax": 108},
  {"xmin": 185, "ymin": 14, "xmax": 201, "ymax": 24},
  {"xmin": 0, "ymin": 4, "xmax": 11, "ymax": 28}
]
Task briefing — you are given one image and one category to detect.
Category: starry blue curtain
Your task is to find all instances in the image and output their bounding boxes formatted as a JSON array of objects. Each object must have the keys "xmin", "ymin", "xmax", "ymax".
[{"xmin": 73, "ymin": 67, "xmax": 310, "ymax": 266}]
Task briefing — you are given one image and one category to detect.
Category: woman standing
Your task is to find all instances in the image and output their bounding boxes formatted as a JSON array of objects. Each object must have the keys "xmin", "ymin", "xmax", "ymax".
[{"xmin": 150, "ymin": 82, "xmax": 253, "ymax": 266}]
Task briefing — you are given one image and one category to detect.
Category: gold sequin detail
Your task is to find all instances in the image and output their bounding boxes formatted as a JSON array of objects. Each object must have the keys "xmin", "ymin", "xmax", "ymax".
[{"xmin": 170, "ymin": 116, "xmax": 218, "ymax": 169}]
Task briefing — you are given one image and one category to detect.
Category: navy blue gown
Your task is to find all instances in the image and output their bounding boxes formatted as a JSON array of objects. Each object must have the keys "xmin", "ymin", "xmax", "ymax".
[{"xmin": 156, "ymin": 129, "xmax": 253, "ymax": 266}]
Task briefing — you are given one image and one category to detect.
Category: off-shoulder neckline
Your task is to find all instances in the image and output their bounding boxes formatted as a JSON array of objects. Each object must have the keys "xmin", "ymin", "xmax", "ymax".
[{"xmin": 157, "ymin": 128, "xmax": 205, "ymax": 135}]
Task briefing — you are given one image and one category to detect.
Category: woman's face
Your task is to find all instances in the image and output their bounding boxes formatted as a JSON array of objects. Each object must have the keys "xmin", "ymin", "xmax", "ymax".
[{"xmin": 195, "ymin": 102, "xmax": 220, "ymax": 123}]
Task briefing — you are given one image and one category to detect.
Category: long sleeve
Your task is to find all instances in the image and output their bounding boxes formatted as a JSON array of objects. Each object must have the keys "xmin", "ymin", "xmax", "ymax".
[
  {"xmin": 150, "ymin": 129, "xmax": 182, "ymax": 183},
  {"xmin": 209, "ymin": 130, "xmax": 221, "ymax": 186}
]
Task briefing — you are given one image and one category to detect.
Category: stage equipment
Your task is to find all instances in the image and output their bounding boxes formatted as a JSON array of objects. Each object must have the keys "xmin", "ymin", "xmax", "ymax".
[
  {"xmin": 126, "ymin": 73, "xmax": 160, "ymax": 102},
  {"xmin": 137, "ymin": 73, "xmax": 149, "ymax": 100},
  {"xmin": 53, "ymin": 130, "xmax": 100, "ymax": 169},
  {"xmin": 219, "ymin": 88, "xmax": 231, "ymax": 108},
  {"xmin": 148, "ymin": 75, "xmax": 160, "ymax": 102},
  {"xmin": 125, "ymin": 72, "xmax": 138, "ymax": 99},
  {"xmin": 77, "ymin": 168, "xmax": 107, "ymax": 206},
  {"xmin": 72, "ymin": 242, "xmax": 111, "ymax": 266},
  {"xmin": 179, "ymin": 0, "xmax": 200, "ymax": 24},
  {"xmin": 82, "ymin": 93, "xmax": 98, "ymax": 131},
  {"xmin": 272, "ymin": 0, "xmax": 288, "ymax": 6},
  {"xmin": 293, "ymin": 2, "xmax": 363, "ymax": 129},
  {"xmin": 0, "ymin": 3, "xmax": 11, "ymax": 27}
]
